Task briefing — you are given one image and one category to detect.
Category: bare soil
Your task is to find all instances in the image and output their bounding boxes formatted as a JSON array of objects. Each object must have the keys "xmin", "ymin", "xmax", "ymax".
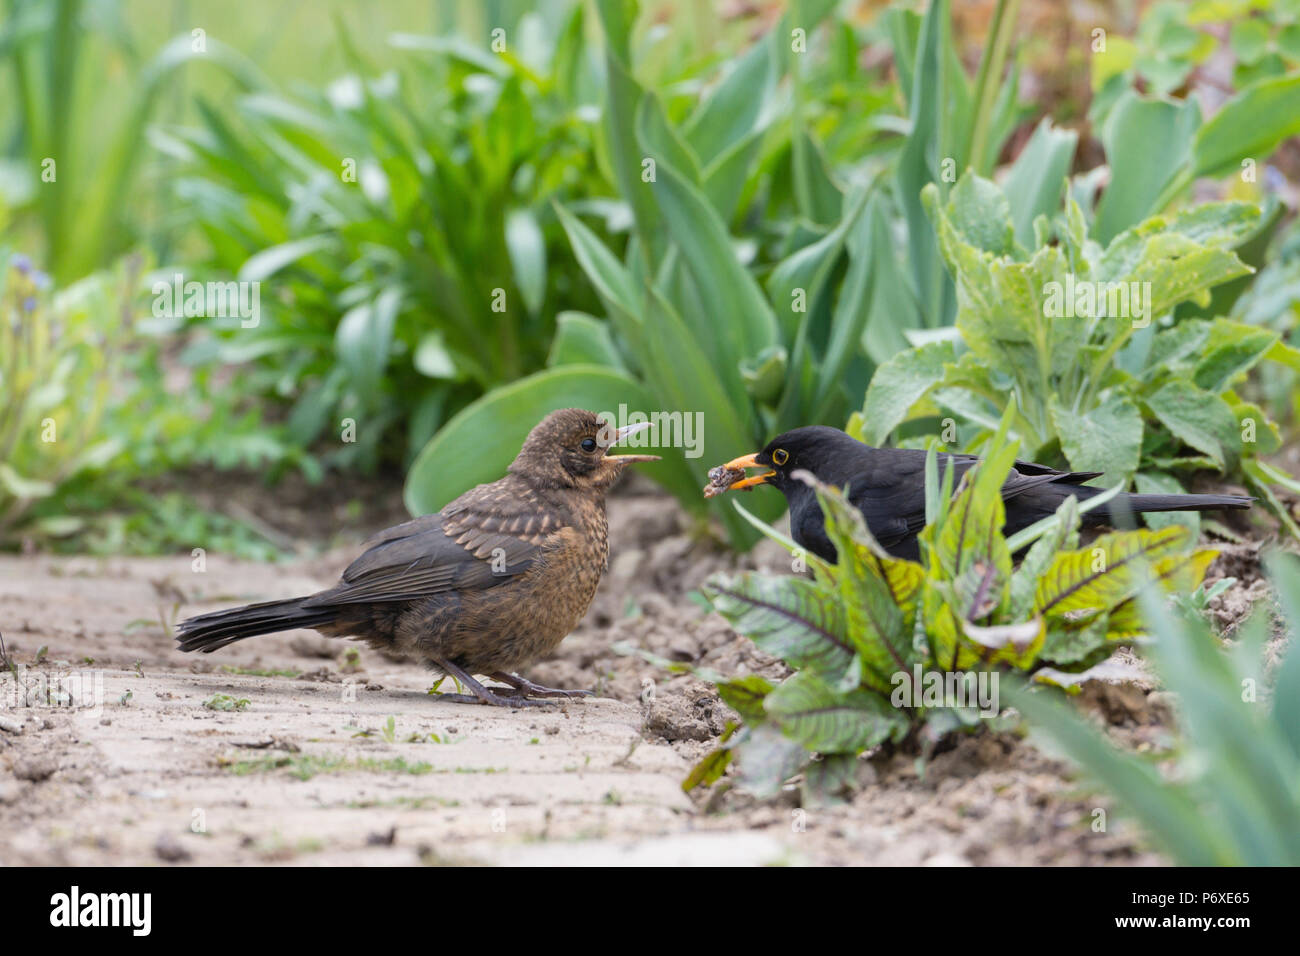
[{"xmin": 0, "ymin": 475, "xmax": 1277, "ymax": 866}]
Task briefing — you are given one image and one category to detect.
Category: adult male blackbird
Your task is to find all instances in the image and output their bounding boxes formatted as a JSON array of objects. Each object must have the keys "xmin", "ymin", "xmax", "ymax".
[
  {"xmin": 175, "ymin": 409, "xmax": 658, "ymax": 707},
  {"xmin": 711, "ymin": 426, "xmax": 1252, "ymax": 563}
]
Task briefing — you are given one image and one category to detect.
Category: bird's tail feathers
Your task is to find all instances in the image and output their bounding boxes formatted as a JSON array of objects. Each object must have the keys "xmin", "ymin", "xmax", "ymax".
[
  {"xmin": 1116, "ymin": 492, "xmax": 1254, "ymax": 514},
  {"xmin": 175, "ymin": 596, "xmax": 336, "ymax": 653}
]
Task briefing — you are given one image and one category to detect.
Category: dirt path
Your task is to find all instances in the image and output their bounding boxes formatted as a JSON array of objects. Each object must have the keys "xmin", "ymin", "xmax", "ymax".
[{"xmin": 3, "ymin": 487, "xmax": 1226, "ymax": 866}]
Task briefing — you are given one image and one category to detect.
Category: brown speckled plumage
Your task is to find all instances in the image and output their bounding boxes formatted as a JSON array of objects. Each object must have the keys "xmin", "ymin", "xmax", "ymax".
[{"xmin": 174, "ymin": 409, "xmax": 657, "ymax": 706}]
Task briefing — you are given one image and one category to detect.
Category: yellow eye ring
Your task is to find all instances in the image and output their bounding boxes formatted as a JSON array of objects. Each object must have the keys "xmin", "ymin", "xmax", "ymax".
[{"xmin": 772, "ymin": 448, "xmax": 789, "ymax": 466}]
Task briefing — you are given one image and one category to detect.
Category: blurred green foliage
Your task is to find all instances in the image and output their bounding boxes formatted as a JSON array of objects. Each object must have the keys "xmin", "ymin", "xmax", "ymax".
[
  {"xmin": 169, "ymin": 8, "xmax": 615, "ymax": 471},
  {"xmin": 1012, "ymin": 552, "xmax": 1300, "ymax": 865},
  {"xmin": 2, "ymin": 0, "xmax": 1300, "ymax": 555}
]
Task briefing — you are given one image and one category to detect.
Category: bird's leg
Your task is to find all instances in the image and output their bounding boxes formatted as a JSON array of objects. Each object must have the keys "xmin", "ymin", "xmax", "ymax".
[
  {"xmin": 489, "ymin": 671, "xmax": 595, "ymax": 699},
  {"xmin": 432, "ymin": 660, "xmax": 553, "ymax": 708}
]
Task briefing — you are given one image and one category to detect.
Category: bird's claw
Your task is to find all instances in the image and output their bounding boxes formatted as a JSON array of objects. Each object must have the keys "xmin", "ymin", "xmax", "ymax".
[
  {"xmin": 490, "ymin": 673, "xmax": 595, "ymax": 699},
  {"xmin": 435, "ymin": 691, "xmax": 556, "ymax": 709}
]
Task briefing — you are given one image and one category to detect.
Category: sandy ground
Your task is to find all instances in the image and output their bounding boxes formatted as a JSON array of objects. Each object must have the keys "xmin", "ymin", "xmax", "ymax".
[{"xmin": 0, "ymin": 482, "xmax": 1270, "ymax": 866}]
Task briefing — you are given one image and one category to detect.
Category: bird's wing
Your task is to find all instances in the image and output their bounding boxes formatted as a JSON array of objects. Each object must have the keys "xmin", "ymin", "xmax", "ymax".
[
  {"xmin": 848, "ymin": 452, "xmax": 1102, "ymax": 547},
  {"xmin": 1011, "ymin": 460, "xmax": 1104, "ymax": 484},
  {"xmin": 845, "ymin": 451, "xmax": 969, "ymax": 547},
  {"xmin": 303, "ymin": 481, "xmax": 553, "ymax": 607}
]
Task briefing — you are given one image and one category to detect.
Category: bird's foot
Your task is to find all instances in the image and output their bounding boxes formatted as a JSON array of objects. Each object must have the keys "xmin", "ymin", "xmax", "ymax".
[
  {"xmin": 432, "ymin": 661, "xmax": 561, "ymax": 708},
  {"xmin": 435, "ymin": 691, "xmax": 553, "ymax": 708},
  {"xmin": 490, "ymin": 672, "xmax": 595, "ymax": 699}
]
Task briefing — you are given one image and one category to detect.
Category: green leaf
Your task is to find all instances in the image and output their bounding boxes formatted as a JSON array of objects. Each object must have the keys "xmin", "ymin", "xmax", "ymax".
[
  {"xmin": 681, "ymin": 26, "xmax": 778, "ymax": 168},
  {"xmin": 1144, "ymin": 381, "xmax": 1240, "ymax": 469},
  {"xmin": 943, "ymin": 171, "xmax": 1017, "ymax": 257},
  {"xmin": 639, "ymin": 288, "xmax": 774, "ymax": 545},
  {"xmin": 1229, "ymin": 18, "xmax": 1270, "ymax": 65},
  {"xmin": 413, "ymin": 331, "xmax": 462, "ymax": 380},
  {"xmin": 682, "ymin": 742, "xmax": 733, "ymax": 793},
  {"xmin": 554, "ymin": 202, "xmax": 642, "ymax": 345},
  {"xmin": 859, "ymin": 340, "xmax": 956, "ymax": 446},
  {"xmin": 640, "ymin": 149, "xmax": 780, "ymax": 363},
  {"xmin": 1192, "ymin": 318, "xmax": 1279, "ymax": 393},
  {"xmin": 1092, "ymin": 91, "xmax": 1200, "ymax": 243},
  {"xmin": 716, "ymin": 676, "xmax": 775, "ymax": 725},
  {"xmin": 704, "ymin": 573, "xmax": 854, "ymax": 685},
  {"xmin": 546, "ymin": 312, "xmax": 625, "ymax": 370},
  {"xmin": 765, "ymin": 671, "xmax": 908, "ymax": 755},
  {"xmin": 404, "ymin": 365, "xmax": 696, "ymax": 514},
  {"xmin": 734, "ymin": 724, "xmax": 810, "ymax": 799},
  {"xmin": 806, "ymin": 479, "xmax": 922, "ymax": 689},
  {"xmin": 1035, "ymin": 526, "xmax": 1193, "ymax": 619},
  {"xmin": 335, "ymin": 286, "xmax": 401, "ymax": 394},
  {"xmin": 504, "ymin": 207, "xmax": 547, "ymax": 316},
  {"xmin": 1049, "ymin": 394, "xmax": 1143, "ymax": 480},
  {"xmin": 1002, "ymin": 119, "xmax": 1078, "ymax": 249},
  {"xmin": 238, "ymin": 234, "xmax": 336, "ymax": 281},
  {"xmin": 1192, "ymin": 72, "xmax": 1300, "ymax": 179}
]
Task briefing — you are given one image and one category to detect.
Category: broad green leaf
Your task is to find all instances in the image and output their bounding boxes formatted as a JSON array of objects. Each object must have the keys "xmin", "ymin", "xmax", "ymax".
[
  {"xmin": 546, "ymin": 311, "xmax": 624, "ymax": 370},
  {"xmin": 682, "ymin": 24, "xmax": 777, "ymax": 168},
  {"xmin": 734, "ymin": 724, "xmax": 809, "ymax": 799},
  {"xmin": 859, "ymin": 339, "xmax": 956, "ymax": 446},
  {"xmin": 765, "ymin": 671, "xmax": 908, "ymax": 755},
  {"xmin": 808, "ymin": 480, "xmax": 920, "ymax": 690},
  {"xmin": 1049, "ymin": 394, "xmax": 1143, "ymax": 480},
  {"xmin": 682, "ymin": 745, "xmax": 732, "ymax": 793},
  {"xmin": 1009, "ymin": 495, "xmax": 1081, "ymax": 618},
  {"xmin": 1035, "ymin": 526, "xmax": 1193, "ymax": 619},
  {"xmin": 858, "ymin": 194, "xmax": 922, "ymax": 366},
  {"xmin": 1144, "ymin": 380, "xmax": 1240, "ymax": 469},
  {"xmin": 1192, "ymin": 72, "xmax": 1300, "ymax": 179},
  {"xmin": 716, "ymin": 676, "xmax": 775, "ymax": 725},
  {"xmin": 640, "ymin": 289, "xmax": 776, "ymax": 545},
  {"xmin": 704, "ymin": 573, "xmax": 855, "ymax": 685},
  {"xmin": 1192, "ymin": 319, "xmax": 1279, "ymax": 393},
  {"xmin": 554, "ymin": 202, "xmax": 642, "ymax": 347},
  {"xmin": 1092, "ymin": 90, "xmax": 1200, "ymax": 243},
  {"xmin": 414, "ymin": 331, "xmax": 462, "ymax": 380},
  {"xmin": 943, "ymin": 171, "xmax": 1017, "ymax": 257},
  {"xmin": 960, "ymin": 617, "xmax": 1045, "ymax": 669},
  {"xmin": 335, "ymin": 286, "xmax": 401, "ymax": 394}
]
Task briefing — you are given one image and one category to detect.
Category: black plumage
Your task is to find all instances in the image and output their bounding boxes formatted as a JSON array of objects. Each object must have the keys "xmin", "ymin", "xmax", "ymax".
[{"xmin": 712, "ymin": 426, "xmax": 1252, "ymax": 563}]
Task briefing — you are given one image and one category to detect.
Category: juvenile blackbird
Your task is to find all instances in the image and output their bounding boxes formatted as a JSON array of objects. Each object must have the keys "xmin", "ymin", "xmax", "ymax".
[
  {"xmin": 712, "ymin": 426, "xmax": 1252, "ymax": 563},
  {"xmin": 175, "ymin": 409, "xmax": 658, "ymax": 707}
]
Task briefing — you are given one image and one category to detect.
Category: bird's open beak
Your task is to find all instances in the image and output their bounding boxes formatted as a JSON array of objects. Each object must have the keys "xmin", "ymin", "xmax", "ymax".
[
  {"xmin": 604, "ymin": 421, "xmax": 660, "ymax": 463},
  {"xmin": 719, "ymin": 452, "xmax": 775, "ymax": 491}
]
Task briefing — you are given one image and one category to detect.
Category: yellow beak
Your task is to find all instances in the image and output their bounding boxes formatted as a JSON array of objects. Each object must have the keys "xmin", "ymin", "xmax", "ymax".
[{"xmin": 719, "ymin": 452, "xmax": 775, "ymax": 491}]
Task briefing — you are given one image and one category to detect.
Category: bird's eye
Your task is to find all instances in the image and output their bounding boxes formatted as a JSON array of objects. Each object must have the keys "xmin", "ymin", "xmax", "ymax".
[
  {"xmin": 772, "ymin": 448, "xmax": 789, "ymax": 466},
  {"xmin": 581, "ymin": 437, "xmax": 598, "ymax": 453}
]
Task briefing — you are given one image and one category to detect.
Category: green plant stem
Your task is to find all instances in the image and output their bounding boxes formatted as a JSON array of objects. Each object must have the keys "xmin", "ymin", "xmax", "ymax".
[{"xmin": 968, "ymin": 0, "xmax": 1022, "ymax": 175}]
